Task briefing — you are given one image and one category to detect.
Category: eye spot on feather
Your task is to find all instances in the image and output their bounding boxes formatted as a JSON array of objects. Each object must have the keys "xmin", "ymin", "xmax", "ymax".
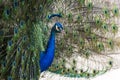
[
  {"xmin": 87, "ymin": 2, "xmax": 93, "ymax": 10},
  {"xmin": 80, "ymin": 69, "xmax": 83, "ymax": 73},
  {"xmin": 4, "ymin": 9, "xmax": 10, "ymax": 16},
  {"xmin": 8, "ymin": 76, "xmax": 12, "ymax": 80},
  {"xmin": 114, "ymin": 9, "xmax": 117, "ymax": 13},
  {"xmin": 8, "ymin": 40, "xmax": 12, "ymax": 46},
  {"xmin": 61, "ymin": 69, "xmax": 65, "ymax": 74},
  {"xmin": 113, "ymin": 8, "xmax": 119, "ymax": 16},
  {"xmin": 75, "ymin": 70, "xmax": 78, "ymax": 73},
  {"xmin": 96, "ymin": 20, "xmax": 100, "ymax": 24},
  {"xmin": 13, "ymin": 0, "xmax": 19, "ymax": 8},
  {"xmin": 87, "ymin": 73, "xmax": 90, "ymax": 77},
  {"xmin": 67, "ymin": 68, "xmax": 70, "ymax": 72},
  {"xmin": 72, "ymin": 67, "xmax": 75, "ymax": 71},
  {"xmin": 14, "ymin": 27, "xmax": 18, "ymax": 34},
  {"xmin": 107, "ymin": 39, "xmax": 114, "ymax": 49},
  {"xmin": 56, "ymin": 65, "xmax": 59, "ymax": 69},
  {"xmin": 2, "ymin": 61, "xmax": 6, "ymax": 67},
  {"xmin": 104, "ymin": 10, "xmax": 108, "ymax": 14},
  {"xmin": 62, "ymin": 59, "xmax": 65, "ymax": 63},
  {"xmin": 109, "ymin": 61, "xmax": 113, "ymax": 66},
  {"xmin": 93, "ymin": 70, "xmax": 96, "ymax": 74},
  {"xmin": 17, "ymin": 47, "xmax": 20, "ymax": 52},
  {"xmin": 73, "ymin": 59, "xmax": 76, "ymax": 64}
]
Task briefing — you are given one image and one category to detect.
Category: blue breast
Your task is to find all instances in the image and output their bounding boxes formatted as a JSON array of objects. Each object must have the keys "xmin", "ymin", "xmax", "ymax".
[{"xmin": 40, "ymin": 31, "xmax": 55, "ymax": 72}]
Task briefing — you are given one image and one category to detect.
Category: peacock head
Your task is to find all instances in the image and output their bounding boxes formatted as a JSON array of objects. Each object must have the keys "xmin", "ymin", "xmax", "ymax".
[{"xmin": 52, "ymin": 22, "xmax": 63, "ymax": 33}]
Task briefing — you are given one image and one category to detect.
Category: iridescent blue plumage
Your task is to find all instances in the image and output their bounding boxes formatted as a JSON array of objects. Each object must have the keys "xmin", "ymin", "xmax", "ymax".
[
  {"xmin": 40, "ymin": 22, "xmax": 63, "ymax": 72},
  {"xmin": 48, "ymin": 13, "xmax": 62, "ymax": 19}
]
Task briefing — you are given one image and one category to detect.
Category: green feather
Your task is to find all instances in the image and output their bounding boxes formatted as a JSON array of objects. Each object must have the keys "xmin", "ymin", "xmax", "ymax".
[
  {"xmin": 103, "ymin": 8, "xmax": 110, "ymax": 17},
  {"xmin": 102, "ymin": 23, "xmax": 108, "ymax": 31},
  {"xmin": 97, "ymin": 42, "xmax": 104, "ymax": 51},
  {"xmin": 112, "ymin": 7, "xmax": 119, "ymax": 16},
  {"xmin": 111, "ymin": 24, "xmax": 118, "ymax": 33},
  {"xmin": 87, "ymin": 2, "xmax": 93, "ymax": 11}
]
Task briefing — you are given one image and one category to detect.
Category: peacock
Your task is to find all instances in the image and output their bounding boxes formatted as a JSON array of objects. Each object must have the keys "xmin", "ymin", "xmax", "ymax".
[
  {"xmin": 40, "ymin": 16, "xmax": 63, "ymax": 72},
  {"xmin": 0, "ymin": 0, "xmax": 120, "ymax": 80}
]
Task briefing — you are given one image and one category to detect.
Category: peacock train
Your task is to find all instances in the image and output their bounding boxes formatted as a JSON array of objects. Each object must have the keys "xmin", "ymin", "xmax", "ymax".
[{"xmin": 0, "ymin": 0, "xmax": 120, "ymax": 80}]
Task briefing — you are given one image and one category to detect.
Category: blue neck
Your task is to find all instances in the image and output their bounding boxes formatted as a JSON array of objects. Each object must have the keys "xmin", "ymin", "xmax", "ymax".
[
  {"xmin": 40, "ymin": 29, "xmax": 56, "ymax": 72},
  {"xmin": 46, "ymin": 29, "xmax": 55, "ymax": 54}
]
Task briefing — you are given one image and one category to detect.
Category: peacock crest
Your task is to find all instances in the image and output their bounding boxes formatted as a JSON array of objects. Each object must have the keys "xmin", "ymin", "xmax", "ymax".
[{"xmin": 0, "ymin": 0, "xmax": 120, "ymax": 80}]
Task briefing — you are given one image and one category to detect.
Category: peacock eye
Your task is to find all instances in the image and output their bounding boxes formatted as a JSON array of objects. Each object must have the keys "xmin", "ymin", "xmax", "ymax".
[
  {"xmin": 58, "ymin": 27, "xmax": 60, "ymax": 30},
  {"xmin": 109, "ymin": 61, "xmax": 113, "ymax": 66},
  {"xmin": 55, "ymin": 25, "xmax": 62, "ymax": 32}
]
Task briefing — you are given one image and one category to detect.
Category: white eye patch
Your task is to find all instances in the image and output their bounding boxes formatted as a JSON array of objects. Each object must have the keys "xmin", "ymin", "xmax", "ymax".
[{"xmin": 55, "ymin": 25, "xmax": 60, "ymax": 31}]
